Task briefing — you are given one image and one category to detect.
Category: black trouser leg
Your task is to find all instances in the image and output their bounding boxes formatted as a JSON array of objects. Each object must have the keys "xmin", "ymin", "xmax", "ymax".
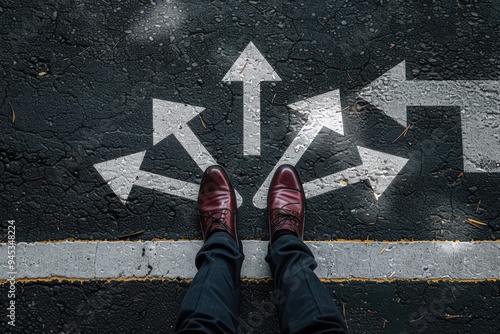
[
  {"xmin": 176, "ymin": 232, "xmax": 244, "ymax": 334},
  {"xmin": 266, "ymin": 234, "xmax": 348, "ymax": 334}
]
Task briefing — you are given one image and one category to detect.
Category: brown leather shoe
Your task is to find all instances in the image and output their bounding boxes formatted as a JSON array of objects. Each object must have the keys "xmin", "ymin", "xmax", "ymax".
[
  {"xmin": 268, "ymin": 164, "xmax": 306, "ymax": 241},
  {"xmin": 198, "ymin": 165, "xmax": 238, "ymax": 242}
]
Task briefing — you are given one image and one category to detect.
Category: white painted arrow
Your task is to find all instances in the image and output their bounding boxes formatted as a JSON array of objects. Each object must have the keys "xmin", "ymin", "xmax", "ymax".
[
  {"xmin": 94, "ymin": 151, "xmax": 243, "ymax": 206},
  {"xmin": 359, "ymin": 61, "xmax": 500, "ymax": 173},
  {"xmin": 252, "ymin": 90, "xmax": 344, "ymax": 208},
  {"xmin": 152, "ymin": 98, "xmax": 218, "ymax": 172},
  {"xmin": 94, "ymin": 98, "xmax": 243, "ymax": 206},
  {"xmin": 223, "ymin": 42, "xmax": 281, "ymax": 156},
  {"xmin": 302, "ymin": 146, "xmax": 409, "ymax": 200}
]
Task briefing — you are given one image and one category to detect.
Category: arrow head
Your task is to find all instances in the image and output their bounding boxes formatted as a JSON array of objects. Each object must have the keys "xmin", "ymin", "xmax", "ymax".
[
  {"xmin": 222, "ymin": 42, "xmax": 281, "ymax": 82},
  {"xmin": 288, "ymin": 90, "xmax": 344, "ymax": 135},
  {"xmin": 94, "ymin": 151, "xmax": 147, "ymax": 204},
  {"xmin": 358, "ymin": 61, "xmax": 408, "ymax": 127},
  {"xmin": 152, "ymin": 99, "xmax": 205, "ymax": 145},
  {"xmin": 356, "ymin": 146, "xmax": 408, "ymax": 200}
]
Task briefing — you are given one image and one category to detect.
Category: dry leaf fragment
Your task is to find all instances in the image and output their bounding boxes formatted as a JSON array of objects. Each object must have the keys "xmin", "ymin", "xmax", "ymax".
[
  {"xmin": 444, "ymin": 315, "xmax": 462, "ymax": 320},
  {"xmin": 8, "ymin": 102, "xmax": 15, "ymax": 123},
  {"xmin": 464, "ymin": 218, "xmax": 486, "ymax": 230},
  {"xmin": 356, "ymin": 218, "xmax": 375, "ymax": 226},
  {"xmin": 240, "ymin": 61, "xmax": 248, "ymax": 74},
  {"xmin": 466, "ymin": 218, "xmax": 487, "ymax": 225},
  {"xmin": 118, "ymin": 230, "xmax": 145, "ymax": 239},
  {"xmin": 342, "ymin": 304, "xmax": 349, "ymax": 331},
  {"xmin": 379, "ymin": 243, "xmax": 389, "ymax": 254},
  {"xmin": 198, "ymin": 114, "xmax": 207, "ymax": 129},
  {"xmin": 392, "ymin": 123, "xmax": 412, "ymax": 143}
]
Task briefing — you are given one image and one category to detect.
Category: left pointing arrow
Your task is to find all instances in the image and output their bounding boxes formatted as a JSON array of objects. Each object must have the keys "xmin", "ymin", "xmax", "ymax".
[
  {"xmin": 94, "ymin": 150, "xmax": 244, "ymax": 206},
  {"xmin": 94, "ymin": 98, "xmax": 243, "ymax": 206},
  {"xmin": 94, "ymin": 151, "xmax": 199, "ymax": 204},
  {"xmin": 223, "ymin": 42, "xmax": 281, "ymax": 156},
  {"xmin": 359, "ymin": 61, "xmax": 499, "ymax": 173}
]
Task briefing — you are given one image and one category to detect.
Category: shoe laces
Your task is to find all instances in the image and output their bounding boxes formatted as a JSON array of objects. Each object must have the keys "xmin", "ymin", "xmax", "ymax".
[
  {"xmin": 270, "ymin": 203, "xmax": 303, "ymax": 232},
  {"xmin": 199, "ymin": 209, "xmax": 232, "ymax": 233}
]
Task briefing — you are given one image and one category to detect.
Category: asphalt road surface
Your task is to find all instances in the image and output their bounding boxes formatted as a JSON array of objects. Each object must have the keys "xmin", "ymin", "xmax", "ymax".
[{"xmin": 1, "ymin": 0, "xmax": 499, "ymax": 333}]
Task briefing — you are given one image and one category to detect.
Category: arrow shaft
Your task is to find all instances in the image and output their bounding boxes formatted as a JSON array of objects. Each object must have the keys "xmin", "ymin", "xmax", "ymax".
[
  {"xmin": 252, "ymin": 120, "xmax": 322, "ymax": 208},
  {"xmin": 134, "ymin": 170, "xmax": 244, "ymax": 207},
  {"xmin": 175, "ymin": 126, "xmax": 218, "ymax": 172},
  {"xmin": 135, "ymin": 170, "xmax": 199, "ymax": 201},
  {"xmin": 405, "ymin": 80, "xmax": 497, "ymax": 106},
  {"xmin": 404, "ymin": 80, "xmax": 499, "ymax": 172},
  {"xmin": 302, "ymin": 166, "xmax": 366, "ymax": 198},
  {"xmin": 243, "ymin": 81, "xmax": 261, "ymax": 156}
]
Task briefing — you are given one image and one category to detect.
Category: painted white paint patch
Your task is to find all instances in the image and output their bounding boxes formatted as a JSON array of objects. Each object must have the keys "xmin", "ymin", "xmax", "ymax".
[
  {"xmin": 359, "ymin": 61, "xmax": 500, "ymax": 173},
  {"xmin": 223, "ymin": 42, "xmax": 282, "ymax": 156},
  {"xmin": 1, "ymin": 240, "xmax": 498, "ymax": 280}
]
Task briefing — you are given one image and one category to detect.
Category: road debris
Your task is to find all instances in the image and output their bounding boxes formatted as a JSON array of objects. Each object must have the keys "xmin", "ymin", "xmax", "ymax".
[
  {"xmin": 118, "ymin": 230, "xmax": 145, "ymax": 239},
  {"xmin": 379, "ymin": 243, "xmax": 389, "ymax": 254},
  {"xmin": 8, "ymin": 102, "xmax": 16, "ymax": 123},
  {"xmin": 240, "ymin": 61, "xmax": 248, "ymax": 74},
  {"xmin": 342, "ymin": 304, "xmax": 349, "ymax": 332},
  {"xmin": 198, "ymin": 114, "xmax": 207, "ymax": 129},
  {"xmin": 392, "ymin": 123, "xmax": 412, "ymax": 143},
  {"xmin": 464, "ymin": 218, "xmax": 487, "ymax": 230},
  {"xmin": 444, "ymin": 314, "xmax": 465, "ymax": 320},
  {"xmin": 356, "ymin": 218, "xmax": 375, "ymax": 226}
]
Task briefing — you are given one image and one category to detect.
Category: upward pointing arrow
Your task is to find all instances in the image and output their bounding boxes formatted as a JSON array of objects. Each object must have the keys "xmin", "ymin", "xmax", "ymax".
[
  {"xmin": 359, "ymin": 61, "xmax": 500, "ymax": 173},
  {"xmin": 223, "ymin": 42, "xmax": 281, "ymax": 156},
  {"xmin": 253, "ymin": 90, "xmax": 343, "ymax": 208}
]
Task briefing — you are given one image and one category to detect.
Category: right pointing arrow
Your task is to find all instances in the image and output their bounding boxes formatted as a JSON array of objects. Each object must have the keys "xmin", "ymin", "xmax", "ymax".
[
  {"xmin": 359, "ymin": 61, "xmax": 499, "ymax": 173},
  {"xmin": 252, "ymin": 90, "xmax": 343, "ymax": 208},
  {"xmin": 223, "ymin": 42, "xmax": 281, "ymax": 156},
  {"xmin": 302, "ymin": 146, "xmax": 409, "ymax": 200},
  {"xmin": 94, "ymin": 151, "xmax": 244, "ymax": 207}
]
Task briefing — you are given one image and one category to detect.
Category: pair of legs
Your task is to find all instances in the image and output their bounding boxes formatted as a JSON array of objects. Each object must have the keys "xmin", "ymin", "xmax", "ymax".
[{"xmin": 175, "ymin": 165, "xmax": 347, "ymax": 334}]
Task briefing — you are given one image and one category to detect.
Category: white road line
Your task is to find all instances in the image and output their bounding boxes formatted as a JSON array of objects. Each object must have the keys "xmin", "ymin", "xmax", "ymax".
[{"xmin": 1, "ymin": 240, "xmax": 499, "ymax": 280}]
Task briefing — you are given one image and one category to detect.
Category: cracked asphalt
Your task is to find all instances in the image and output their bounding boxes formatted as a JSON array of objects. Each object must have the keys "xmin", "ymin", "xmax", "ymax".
[{"xmin": 1, "ymin": 0, "xmax": 499, "ymax": 332}]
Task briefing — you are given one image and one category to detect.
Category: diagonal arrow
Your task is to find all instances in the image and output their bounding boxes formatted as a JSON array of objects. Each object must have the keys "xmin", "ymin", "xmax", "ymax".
[
  {"xmin": 223, "ymin": 42, "xmax": 281, "ymax": 156},
  {"xmin": 94, "ymin": 98, "xmax": 244, "ymax": 206},
  {"xmin": 302, "ymin": 146, "xmax": 409, "ymax": 200},
  {"xmin": 359, "ymin": 61, "xmax": 499, "ymax": 173},
  {"xmin": 94, "ymin": 151, "xmax": 244, "ymax": 206},
  {"xmin": 153, "ymin": 98, "xmax": 218, "ymax": 172},
  {"xmin": 252, "ymin": 90, "xmax": 344, "ymax": 208}
]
